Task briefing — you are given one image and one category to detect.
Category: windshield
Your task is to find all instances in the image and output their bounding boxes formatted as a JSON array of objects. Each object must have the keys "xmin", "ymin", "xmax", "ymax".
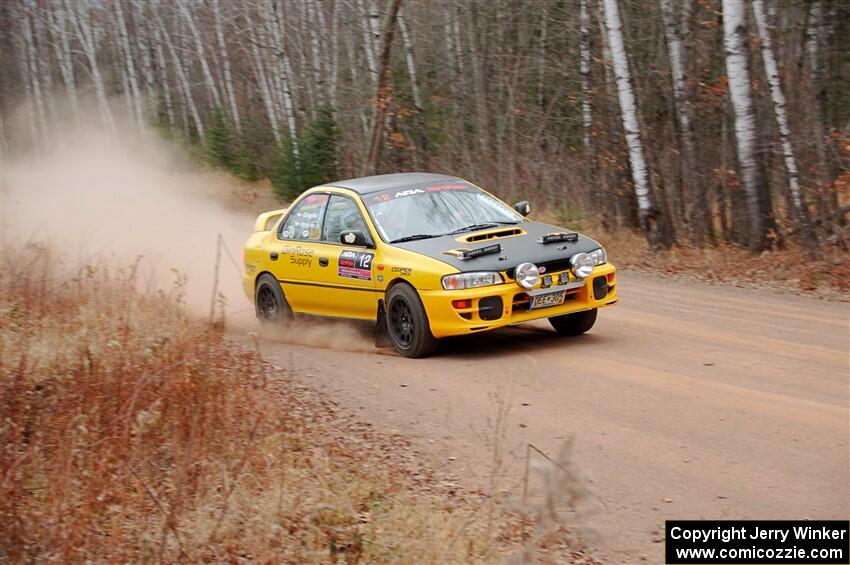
[{"xmin": 364, "ymin": 182, "xmax": 522, "ymax": 243}]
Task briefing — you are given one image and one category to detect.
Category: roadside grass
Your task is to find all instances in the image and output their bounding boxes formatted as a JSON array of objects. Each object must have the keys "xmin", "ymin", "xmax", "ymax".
[{"xmin": 1, "ymin": 243, "xmax": 601, "ymax": 563}]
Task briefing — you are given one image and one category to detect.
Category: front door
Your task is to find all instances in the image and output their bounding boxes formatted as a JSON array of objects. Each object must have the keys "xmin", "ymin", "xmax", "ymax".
[{"xmin": 310, "ymin": 194, "xmax": 379, "ymax": 319}]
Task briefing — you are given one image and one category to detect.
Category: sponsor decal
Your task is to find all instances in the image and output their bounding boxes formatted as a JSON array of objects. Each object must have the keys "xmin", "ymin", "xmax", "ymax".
[
  {"xmin": 282, "ymin": 246, "xmax": 314, "ymax": 268},
  {"xmin": 394, "ymin": 188, "xmax": 425, "ymax": 198},
  {"xmin": 338, "ymin": 250, "xmax": 374, "ymax": 281},
  {"xmin": 343, "ymin": 232, "xmax": 357, "ymax": 244},
  {"xmin": 538, "ymin": 266, "xmax": 547, "ymax": 273},
  {"xmin": 369, "ymin": 183, "xmax": 473, "ymax": 204},
  {"xmin": 391, "ymin": 266, "xmax": 412, "ymax": 276}
]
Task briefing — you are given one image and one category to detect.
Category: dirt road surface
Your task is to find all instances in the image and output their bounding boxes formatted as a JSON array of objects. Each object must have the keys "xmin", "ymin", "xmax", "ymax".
[{"xmin": 257, "ymin": 272, "xmax": 849, "ymax": 563}]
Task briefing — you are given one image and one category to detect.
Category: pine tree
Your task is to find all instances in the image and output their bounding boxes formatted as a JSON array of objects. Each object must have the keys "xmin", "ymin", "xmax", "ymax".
[
  {"xmin": 302, "ymin": 103, "xmax": 340, "ymax": 188},
  {"xmin": 271, "ymin": 103, "xmax": 340, "ymax": 201},
  {"xmin": 206, "ymin": 107, "xmax": 234, "ymax": 169},
  {"xmin": 272, "ymin": 133, "xmax": 302, "ymax": 200}
]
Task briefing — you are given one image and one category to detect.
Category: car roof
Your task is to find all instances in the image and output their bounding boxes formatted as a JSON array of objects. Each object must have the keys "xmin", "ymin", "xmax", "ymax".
[{"xmin": 317, "ymin": 173, "xmax": 464, "ymax": 195}]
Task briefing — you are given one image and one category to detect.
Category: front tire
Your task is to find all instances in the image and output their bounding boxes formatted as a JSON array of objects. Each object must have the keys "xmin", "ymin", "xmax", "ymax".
[
  {"xmin": 549, "ymin": 308, "xmax": 597, "ymax": 335},
  {"xmin": 255, "ymin": 273, "xmax": 292, "ymax": 323},
  {"xmin": 386, "ymin": 284, "xmax": 438, "ymax": 358}
]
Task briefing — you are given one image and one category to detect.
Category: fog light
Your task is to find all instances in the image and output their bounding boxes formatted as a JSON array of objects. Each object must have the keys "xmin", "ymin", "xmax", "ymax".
[
  {"xmin": 559, "ymin": 272, "xmax": 570, "ymax": 284},
  {"xmin": 452, "ymin": 299, "xmax": 472, "ymax": 309},
  {"xmin": 514, "ymin": 262, "xmax": 539, "ymax": 289},
  {"xmin": 571, "ymin": 252, "xmax": 595, "ymax": 278},
  {"xmin": 541, "ymin": 274, "xmax": 553, "ymax": 287}
]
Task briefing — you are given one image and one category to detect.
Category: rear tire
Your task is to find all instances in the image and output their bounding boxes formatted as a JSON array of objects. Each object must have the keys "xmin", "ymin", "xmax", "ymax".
[
  {"xmin": 255, "ymin": 273, "xmax": 292, "ymax": 323},
  {"xmin": 386, "ymin": 284, "xmax": 438, "ymax": 358},
  {"xmin": 549, "ymin": 308, "xmax": 597, "ymax": 335}
]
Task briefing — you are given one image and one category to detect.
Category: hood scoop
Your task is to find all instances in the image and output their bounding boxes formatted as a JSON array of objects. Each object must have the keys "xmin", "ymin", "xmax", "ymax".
[
  {"xmin": 462, "ymin": 227, "xmax": 524, "ymax": 243},
  {"xmin": 443, "ymin": 243, "xmax": 502, "ymax": 261}
]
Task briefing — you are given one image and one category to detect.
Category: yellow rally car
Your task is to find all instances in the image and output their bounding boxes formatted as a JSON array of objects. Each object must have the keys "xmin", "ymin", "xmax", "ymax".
[{"xmin": 243, "ymin": 173, "xmax": 617, "ymax": 357}]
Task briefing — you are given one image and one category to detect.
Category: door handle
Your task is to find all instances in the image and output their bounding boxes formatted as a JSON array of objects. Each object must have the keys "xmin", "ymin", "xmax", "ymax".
[{"xmin": 318, "ymin": 257, "xmax": 329, "ymax": 267}]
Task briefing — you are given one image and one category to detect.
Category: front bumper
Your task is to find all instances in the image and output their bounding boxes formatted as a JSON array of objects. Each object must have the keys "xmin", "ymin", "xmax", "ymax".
[{"xmin": 420, "ymin": 263, "xmax": 617, "ymax": 338}]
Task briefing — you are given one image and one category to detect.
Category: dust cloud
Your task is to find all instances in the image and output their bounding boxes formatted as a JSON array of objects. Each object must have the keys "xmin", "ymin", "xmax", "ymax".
[
  {"xmin": 1, "ymin": 126, "xmax": 251, "ymax": 314},
  {"xmin": 0, "ymin": 121, "xmax": 374, "ymax": 352}
]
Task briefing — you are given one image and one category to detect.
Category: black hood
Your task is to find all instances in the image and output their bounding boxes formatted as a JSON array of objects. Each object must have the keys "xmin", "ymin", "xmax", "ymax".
[{"xmin": 393, "ymin": 221, "xmax": 602, "ymax": 276}]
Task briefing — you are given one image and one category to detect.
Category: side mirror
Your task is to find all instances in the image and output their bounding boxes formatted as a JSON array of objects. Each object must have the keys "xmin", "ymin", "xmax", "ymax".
[
  {"xmin": 340, "ymin": 230, "xmax": 371, "ymax": 248},
  {"xmin": 514, "ymin": 200, "xmax": 531, "ymax": 217}
]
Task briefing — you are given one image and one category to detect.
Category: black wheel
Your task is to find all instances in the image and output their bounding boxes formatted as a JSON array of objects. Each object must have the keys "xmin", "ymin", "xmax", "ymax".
[
  {"xmin": 549, "ymin": 308, "xmax": 597, "ymax": 336},
  {"xmin": 386, "ymin": 284, "xmax": 438, "ymax": 358},
  {"xmin": 255, "ymin": 273, "xmax": 292, "ymax": 323}
]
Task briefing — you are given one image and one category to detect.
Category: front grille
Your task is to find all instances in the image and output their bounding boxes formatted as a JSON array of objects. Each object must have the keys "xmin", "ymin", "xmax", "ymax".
[
  {"xmin": 478, "ymin": 296, "xmax": 503, "ymax": 321},
  {"xmin": 505, "ymin": 258, "xmax": 573, "ymax": 280}
]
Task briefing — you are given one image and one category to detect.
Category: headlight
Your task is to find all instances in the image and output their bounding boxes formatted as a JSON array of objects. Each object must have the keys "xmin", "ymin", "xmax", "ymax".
[
  {"xmin": 587, "ymin": 247, "xmax": 607, "ymax": 266},
  {"xmin": 441, "ymin": 271, "xmax": 503, "ymax": 290},
  {"xmin": 571, "ymin": 253, "xmax": 595, "ymax": 278},
  {"xmin": 514, "ymin": 262, "xmax": 540, "ymax": 289}
]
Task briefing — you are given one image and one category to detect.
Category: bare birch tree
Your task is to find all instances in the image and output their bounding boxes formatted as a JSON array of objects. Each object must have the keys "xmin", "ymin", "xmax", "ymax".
[
  {"xmin": 752, "ymin": 0, "xmax": 816, "ymax": 251},
  {"xmin": 363, "ymin": 0, "xmax": 403, "ymax": 176},
  {"xmin": 212, "ymin": 0, "xmax": 241, "ymax": 134},
  {"xmin": 114, "ymin": 0, "xmax": 144, "ymax": 130},
  {"xmin": 722, "ymin": 0, "xmax": 770, "ymax": 251},
  {"xmin": 660, "ymin": 0, "xmax": 707, "ymax": 244},
  {"xmin": 602, "ymin": 0, "xmax": 667, "ymax": 246},
  {"xmin": 70, "ymin": 0, "xmax": 116, "ymax": 137}
]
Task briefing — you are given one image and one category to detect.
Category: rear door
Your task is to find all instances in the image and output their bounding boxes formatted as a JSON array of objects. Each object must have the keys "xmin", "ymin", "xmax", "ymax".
[{"xmin": 273, "ymin": 193, "xmax": 329, "ymax": 313}]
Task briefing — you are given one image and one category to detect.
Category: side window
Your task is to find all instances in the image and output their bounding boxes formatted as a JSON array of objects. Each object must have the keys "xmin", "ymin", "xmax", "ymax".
[
  {"xmin": 322, "ymin": 195, "xmax": 373, "ymax": 245},
  {"xmin": 279, "ymin": 193, "xmax": 329, "ymax": 241}
]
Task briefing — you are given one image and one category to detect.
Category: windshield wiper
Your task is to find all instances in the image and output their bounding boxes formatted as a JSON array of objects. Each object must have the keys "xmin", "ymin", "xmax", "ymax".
[
  {"xmin": 446, "ymin": 221, "xmax": 517, "ymax": 235},
  {"xmin": 390, "ymin": 233, "xmax": 441, "ymax": 243}
]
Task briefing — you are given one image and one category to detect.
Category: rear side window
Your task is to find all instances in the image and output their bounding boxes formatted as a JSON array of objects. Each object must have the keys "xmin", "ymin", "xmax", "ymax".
[{"xmin": 279, "ymin": 193, "xmax": 329, "ymax": 241}]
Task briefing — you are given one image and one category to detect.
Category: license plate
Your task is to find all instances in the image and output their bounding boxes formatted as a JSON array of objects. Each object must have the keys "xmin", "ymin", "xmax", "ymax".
[{"xmin": 530, "ymin": 290, "xmax": 566, "ymax": 310}]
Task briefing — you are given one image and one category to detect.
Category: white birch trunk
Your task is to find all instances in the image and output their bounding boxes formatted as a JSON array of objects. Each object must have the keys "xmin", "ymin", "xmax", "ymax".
[
  {"xmin": 247, "ymin": 19, "xmax": 280, "ymax": 143},
  {"xmin": 115, "ymin": 0, "xmax": 144, "ymax": 130},
  {"xmin": 307, "ymin": 0, "xmax": 325, "ymax": 101},
  {"xmin": 398, "ymin": 9, "xmax": 422, "ymax": 112},
  {"xmin": 21, "ymin": 3, "xmax": 48, "ymax": 146},
  {"xmin": 537, "ymin": 3, "xmax": 548, "ymax": 109},
  {"xmin": 329, "ymin": 0, "xmax": 340, "ymax": 107},
  {"xmin": 48, "ymin": 2, "xmax": 80, "ymax": 127},
  {"xmin": 212, "ymin": 0, "xmax": 241, "ymax": 133},
  {"xmin": 155, "ymin": 12, "xmax": 203, "ymax": 138},
  {"xmin": 602, "ymin": 0, "xmax": 652, "ymax": 218},
  {"xmin": 131, "ymin": 0, "xmax": 157, "ymax": 106},
  {"xmin": 752, "ymin": 0, "xmax": 813, "ymax": 241},
  {"xmin": 722, "ymin": 0, "xmax": 765, "ymax": 249},
  {"xmin": 152, "ymin": 20, "xmax": 175, "ymax": 127},
  {"xmin": 358, "ymin": 0, "xmax": 378, "ymax": 83},
  {"xmin": 72, "ymin": 0, "xmax": 117, "ymax": 137},
  {"xmin": 804, "ymin": 1, "xmax": 821, "ymax": 74},
  {"xmin": 178, "ymin": 0, "xmax": 222, "ymax": 110},
  {"xmin": 579, "ymin": 0, "xmax": 593, "ymax": 149},
  {"xmin": 265, "ymin": 1, "xmax": 299, "ymax": 151},
  {"xmin": 14, "ymin": 23, "xmax": 38, "ymax": 147}
]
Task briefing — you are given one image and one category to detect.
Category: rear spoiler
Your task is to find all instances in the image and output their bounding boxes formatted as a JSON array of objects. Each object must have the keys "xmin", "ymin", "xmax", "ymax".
[{"xmin": 253, "ymin": 208, "xmax": 288, "ymax": 232}]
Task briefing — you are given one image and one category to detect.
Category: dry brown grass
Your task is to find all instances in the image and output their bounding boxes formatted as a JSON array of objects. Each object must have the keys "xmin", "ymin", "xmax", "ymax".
[
  {"xmin": 0, "ymin": 244, "xmax": 601, "ymax": 564},
  {"xmin": 536, "ymin": 209, "xmax": 850, "ymax": 301}
]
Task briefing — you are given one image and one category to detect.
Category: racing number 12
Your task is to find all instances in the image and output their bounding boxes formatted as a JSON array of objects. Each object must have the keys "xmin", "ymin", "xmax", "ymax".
[{"xmin": 357, "ymin": 253, "xmax": 373, "ymax": 271}]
